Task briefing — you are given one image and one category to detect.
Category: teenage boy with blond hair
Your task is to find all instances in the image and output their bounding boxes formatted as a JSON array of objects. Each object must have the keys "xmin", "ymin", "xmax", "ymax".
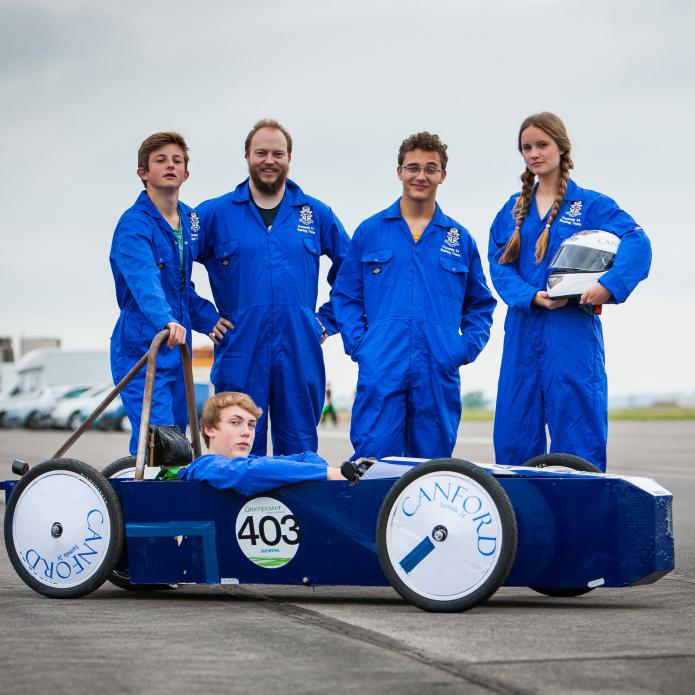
[
  {"xmin": 179, "ymin": 392, "xmax": 345, "ymax": 493},
  {"xmin": 110, "ymin": 131, "xmax": 231, "ymax": 454}
]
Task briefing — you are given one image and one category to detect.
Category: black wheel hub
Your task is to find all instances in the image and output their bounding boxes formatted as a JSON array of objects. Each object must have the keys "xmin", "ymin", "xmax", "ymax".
[
  {"xmin": 431, "ymin": 525, "xmax": 448, "ymax": 542},
  {"xmin": 51, "ymin": 522, "xmax": 63, "ymax": 538}
]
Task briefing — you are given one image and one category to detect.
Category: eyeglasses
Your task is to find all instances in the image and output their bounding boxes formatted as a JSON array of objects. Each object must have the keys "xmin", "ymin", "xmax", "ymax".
[{"xmin": 399, "ymin": 163, "xmax": 443, "ymax": 176}]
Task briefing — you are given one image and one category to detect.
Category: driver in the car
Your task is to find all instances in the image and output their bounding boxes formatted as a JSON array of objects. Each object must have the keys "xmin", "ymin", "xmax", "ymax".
[{"xmin": 179, "ymin": 392, "xmax": 345, "ymax": 493}]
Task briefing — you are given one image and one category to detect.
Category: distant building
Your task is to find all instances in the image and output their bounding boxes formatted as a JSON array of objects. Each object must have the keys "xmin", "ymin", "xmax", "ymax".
[{"xmin": 0, "ymin": 337, "xmax": 13, "ymax": 364}]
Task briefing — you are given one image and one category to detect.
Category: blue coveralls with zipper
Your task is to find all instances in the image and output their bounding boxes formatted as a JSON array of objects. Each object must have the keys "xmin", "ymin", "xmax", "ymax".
[
  {"xmin": 110, "ymin": 191, "xmax": 219, "ymax": 454},
  {"xmin": 488, "ymin": 179, "xmax": 651, "ymax": 470},
  {"xmin": 179, "ymin": 451, "xmax": 328, "ymax": 495},
  {"xmin": 332, "ymin": 199, "xmax": 496, "ymax": 460},
  {"xmin": 195, "ymin": 178, "xmax": 349, "ymax": 456}
]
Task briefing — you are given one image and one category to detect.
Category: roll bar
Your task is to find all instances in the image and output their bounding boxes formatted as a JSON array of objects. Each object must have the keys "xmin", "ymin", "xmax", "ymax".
[{"xmin": 52, "ymin": 329, "xmax": 202, "ymax": 479}]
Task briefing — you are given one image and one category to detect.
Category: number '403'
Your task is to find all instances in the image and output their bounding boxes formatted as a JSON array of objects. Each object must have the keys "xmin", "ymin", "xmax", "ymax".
[{"xmin": 237, "ymin": 514, "xmax": 301, "ymax": 546}]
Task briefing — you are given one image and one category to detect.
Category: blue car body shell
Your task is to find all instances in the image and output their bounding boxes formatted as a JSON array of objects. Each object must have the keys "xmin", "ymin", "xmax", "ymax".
[{"xmin": 2, "ymin": 460, "xmax": 668, "ymax": 590}]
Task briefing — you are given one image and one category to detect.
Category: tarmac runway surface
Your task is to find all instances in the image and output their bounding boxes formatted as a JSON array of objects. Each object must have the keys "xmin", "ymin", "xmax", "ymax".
[{"xmin": 0, "ymin": 421, "xmax": 693, "ymax": 694}]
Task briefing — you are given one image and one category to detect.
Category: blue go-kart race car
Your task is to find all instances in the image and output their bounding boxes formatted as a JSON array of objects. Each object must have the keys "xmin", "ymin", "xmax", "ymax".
[{"xmin": 1, "ymin": 332, "xmax": 674, "ymax": 612}]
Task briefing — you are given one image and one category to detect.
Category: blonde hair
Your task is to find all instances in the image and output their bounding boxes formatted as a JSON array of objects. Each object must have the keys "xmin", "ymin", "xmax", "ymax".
[
  {"xmin": 200, "ymin": 392, "xmax": 262, "ymax": 446},
  {"xmin": 499, "ymin": 112, "xmax": 574, "ymax": 264}
]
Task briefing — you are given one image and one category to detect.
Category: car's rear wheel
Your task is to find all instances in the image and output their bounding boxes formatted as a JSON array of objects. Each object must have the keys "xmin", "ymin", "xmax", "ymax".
[
  {"xmin": 523, "ymin": 453, "xmax": 601, "ymax": 473},
  {"xmin": 523, "ymin": 453, "xmax": 602, "ymax": 598},
  {"xmin": 376, "ymin": 458, "xmax": 517, "ymax": 612},
  {"xmin": 103, "ymin": 456, "xmax": 176, "ymax": 591}
]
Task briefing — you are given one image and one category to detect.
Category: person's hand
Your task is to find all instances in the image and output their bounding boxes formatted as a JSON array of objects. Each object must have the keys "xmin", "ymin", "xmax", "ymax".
[
  {"xmin": 533, "ymin": 291, "xmax": 568, "ymax": 310},
  {"xmin": 326, "ymin": 466, "xmax": 347, "ymax": 481},
  {"xmin": 166, "ymin": 322, "xmax": 187, "ymax": 348},
  {"xmin": 580, "ymin": 282, "xmax": 612, "ymax": 306},
  {"xmin": 316, "ymin": 317, "xmax": 328, "ymax": 345},
  {"xmin": 209, "ymin": 317, "xmax": 234, "ymax": 345}
]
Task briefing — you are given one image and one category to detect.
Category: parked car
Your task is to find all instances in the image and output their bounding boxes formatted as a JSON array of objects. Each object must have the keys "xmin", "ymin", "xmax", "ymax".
[
  {"xmin": 0, "ymin": 390, "xmax": 17, "ymax": 427},
  {"xmin": 50, "ymin": 383, "xmax": 113, "ymax": 430},
  {"xmin": 93, "ymin": 397, "xmax": 130, "ymax": 432},
  {"xmin": 92, "ymin": 382, "xmax": 211, "ymax": 432},
  {"xmin": 1, "ymin": 384, "xmax": 92, "ymax": 429}
]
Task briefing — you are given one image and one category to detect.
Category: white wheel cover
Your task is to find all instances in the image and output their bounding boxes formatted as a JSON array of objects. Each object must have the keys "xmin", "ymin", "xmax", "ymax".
[
  {"xmin": 108, "ymin": 466, "xmax": 159, "ymax": 480},
  {"xmin": 385, "ymin": 471, "xmax": 504, "ymax": 601},
  {"xmin": 12, "ymin": 471, "xmax": 112, "ymax": 589}
]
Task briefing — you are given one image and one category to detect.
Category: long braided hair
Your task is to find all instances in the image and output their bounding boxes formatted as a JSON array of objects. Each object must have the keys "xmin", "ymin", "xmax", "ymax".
[{"xmin": 499, "ymin": 112, "xmax": 574, "ymax": 264}]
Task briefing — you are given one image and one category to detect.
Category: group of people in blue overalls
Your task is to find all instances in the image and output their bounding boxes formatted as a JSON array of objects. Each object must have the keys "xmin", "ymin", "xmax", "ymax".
[{"xmin": 109, "ymin": 113, "xmax": 650, "ymax": 490}]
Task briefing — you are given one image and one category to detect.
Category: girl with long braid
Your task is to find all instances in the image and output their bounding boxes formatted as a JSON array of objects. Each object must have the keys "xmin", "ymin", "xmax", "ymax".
[{"xmin": 488, "ymin": 112, "xmax": 651, "ymax": 470}]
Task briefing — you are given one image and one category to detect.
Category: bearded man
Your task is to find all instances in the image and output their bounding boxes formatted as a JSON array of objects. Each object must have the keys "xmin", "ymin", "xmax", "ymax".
[{"xmin": 195, "ymin": 119, "xmax": 349, "ymax": 456}]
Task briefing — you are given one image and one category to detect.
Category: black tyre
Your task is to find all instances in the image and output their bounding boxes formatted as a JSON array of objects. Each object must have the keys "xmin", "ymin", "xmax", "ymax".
[
  {"xmin": 102, "ymin": 455, "xmax": 137, "ymax": 479},
  {"xmin": 376, "ymin": 458, "xmax": 517, "ymax": 612},
  {"xmin": 102, "ymin": 456, "xmax": 176, "ymax": 591},
  {"xmin": 25, "ymin": 411, "xmax": 41, "ymax": 430},
  {"xmin": 523, "ymin": 453, "xmax": 602, "ymax": 473},
  {"xmin": 67, "ymin": 411, "xmax": 83, "ymax": 431},
  {"xmin": 523, "ymin": 453, "xmax": 601, "ymax": 597},
  {"xmin": 4, "ymin": 458, "xmax": 124, "ymax": 598}
]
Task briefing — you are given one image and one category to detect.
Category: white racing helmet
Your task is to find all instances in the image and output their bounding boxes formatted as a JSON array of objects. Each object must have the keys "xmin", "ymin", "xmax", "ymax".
[{"xmin": 547, "ymin": 230, "xmax": 620, "ymax": 299}]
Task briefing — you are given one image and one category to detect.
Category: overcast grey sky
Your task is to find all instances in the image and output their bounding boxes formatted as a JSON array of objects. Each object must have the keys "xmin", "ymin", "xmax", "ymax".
[{"xmin": 1, "ymin": 0, "xmax": 693, "ymax": 401}]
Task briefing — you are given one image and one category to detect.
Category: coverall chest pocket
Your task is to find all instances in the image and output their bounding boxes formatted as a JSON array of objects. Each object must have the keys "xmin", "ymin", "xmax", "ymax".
[
  {"xmin": 153, "ymin": 243, "xmax": 177, "ymax": 290},
  {"xmin": 438, "ymin": 256, "xmax": 469, "ymax": 300},
  {"xmin": 362, "ymin": 249, "xmax": 394, "ymax": 289},
  {"xmin": 213, "ymin": 239, "xmax": 239, "ymax": 277},
  {"xmin": 303, "ymin": 237, "xmax": 321, "ymax": 277},
  {"xmin": 154, "ymin": 242, "xmax": 174, "ymax": 267}
]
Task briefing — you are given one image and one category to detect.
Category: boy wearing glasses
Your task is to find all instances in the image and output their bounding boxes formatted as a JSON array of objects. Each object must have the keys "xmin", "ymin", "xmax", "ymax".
[{"xmin": 332, "ymin": 132, "xmax": 496, "ymax": 460}]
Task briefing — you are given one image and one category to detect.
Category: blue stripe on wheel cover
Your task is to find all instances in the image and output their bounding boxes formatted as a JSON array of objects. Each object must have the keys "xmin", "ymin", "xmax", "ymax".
[{"xmin": 399, "ymin": 536, "xmax": 435, "ymax": 573}]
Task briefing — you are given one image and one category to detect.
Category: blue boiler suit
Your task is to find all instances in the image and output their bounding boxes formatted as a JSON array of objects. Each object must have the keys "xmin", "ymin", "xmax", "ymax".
[
  {"xmin": 179, "ymin": 451, "xmax": 328, "ymax": 495},
  {"xmin": 110, "ymin": 191, "xmax": 219, "ymax": 454},
  {"xmin": 332, "ymin": 200, "xmax": 496, "ymax": 460},
  {"xmin": 195, "ymin": 179, "xmax": 349, "ymax": 456},
  {"xmin": 488, "ymin": 180, "xmax": 651, "ymax": 470}
]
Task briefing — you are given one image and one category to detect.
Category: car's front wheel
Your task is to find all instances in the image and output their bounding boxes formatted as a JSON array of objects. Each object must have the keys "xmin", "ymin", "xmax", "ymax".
[
  {"xmin": 4, "ymin": 459, "xmax": 124, "ymax": 598},
  {"xmin": 376, "ymin": 458, "xmax": 517, "ymax": 612}
]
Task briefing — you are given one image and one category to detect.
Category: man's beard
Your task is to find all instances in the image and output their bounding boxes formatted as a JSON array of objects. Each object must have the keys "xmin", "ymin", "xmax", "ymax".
[{"xmin": 248, "ymin": 163, "xmax": 289, "ymax": 196}]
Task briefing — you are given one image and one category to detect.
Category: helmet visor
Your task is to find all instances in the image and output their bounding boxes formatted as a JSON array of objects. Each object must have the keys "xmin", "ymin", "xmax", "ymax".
[{"xmin": 549, "ymin": 244, "xmax": 616, "ymax": 272}]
